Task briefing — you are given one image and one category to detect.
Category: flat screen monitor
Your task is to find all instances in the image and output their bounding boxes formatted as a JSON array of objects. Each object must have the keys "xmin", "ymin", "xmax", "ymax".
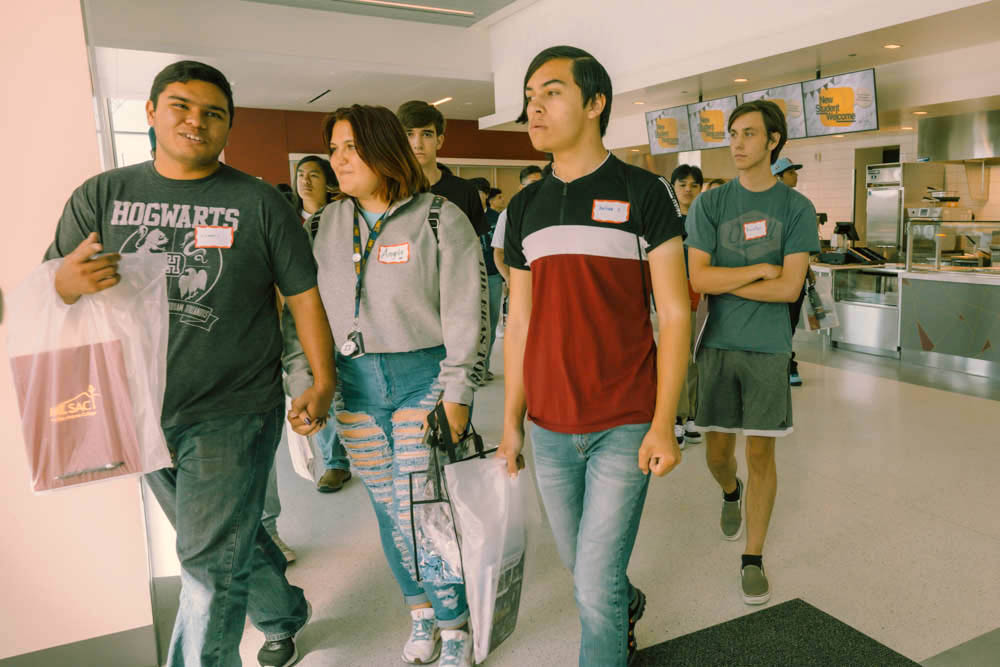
[
  {"xmin": 834, "ymin": 222, "xmax": 860, "ymax": 241},
  {"xmin": 645, "ymin": 105, "xmax": 693, "ymax": 155},
  {"xmin": 742, "ymin": 82, "xmax": 806, "ymax": 139},
  {"xmin": 687, "ymin": 96, "xmax": 739, "ymax": 150},
  {"xmin": 802, "ymin": 68, "xmax": 878, "ymax": 137}
]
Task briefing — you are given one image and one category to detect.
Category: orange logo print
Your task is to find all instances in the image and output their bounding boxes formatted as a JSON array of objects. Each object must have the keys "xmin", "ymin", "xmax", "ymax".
[
  {"xmin": 699, "ymin": 109, "xmax": 726, "ymax": 143},
  {"xmin": 655, "ymin": 117, "xmax": 678, "ymax": 148},
  {"xmin": 764, "ymin": 98, "xmax": 787, "ymax": 116},
  {"xmin": 50, "ymin": 385, "xmax": 101, "ymax": 423},
  {"xmin": 817, "ymin": 87, "xmax": 856, "ymax": 127}
]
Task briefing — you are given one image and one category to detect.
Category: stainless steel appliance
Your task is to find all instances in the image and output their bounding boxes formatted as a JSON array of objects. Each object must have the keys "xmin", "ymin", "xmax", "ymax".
[{"xmin": 865, "ymin": 162, "xmax": 945, "ymax": 260}]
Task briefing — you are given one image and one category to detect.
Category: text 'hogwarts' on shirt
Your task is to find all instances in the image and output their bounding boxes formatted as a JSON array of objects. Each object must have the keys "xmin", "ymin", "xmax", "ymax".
[{"xmin": 109, "ymin": 200, "xmax": 241, "ymax": 230}]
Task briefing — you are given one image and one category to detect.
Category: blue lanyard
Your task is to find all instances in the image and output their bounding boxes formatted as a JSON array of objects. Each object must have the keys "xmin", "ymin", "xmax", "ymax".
[{"xmin": 351, "ymin": 202, "xmax": 390, "ymax": 323}]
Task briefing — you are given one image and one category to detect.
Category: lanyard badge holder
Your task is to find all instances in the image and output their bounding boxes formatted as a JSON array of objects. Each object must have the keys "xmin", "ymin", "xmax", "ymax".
[{"xmin": 341, "ymin": 205, "xmax": 390, "ymax": 359}]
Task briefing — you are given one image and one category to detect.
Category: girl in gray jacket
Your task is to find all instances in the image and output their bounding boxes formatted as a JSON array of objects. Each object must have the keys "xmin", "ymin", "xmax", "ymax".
[{"xmin": 312, "ymin": 104, "xmax": 487, "ymax": 667}]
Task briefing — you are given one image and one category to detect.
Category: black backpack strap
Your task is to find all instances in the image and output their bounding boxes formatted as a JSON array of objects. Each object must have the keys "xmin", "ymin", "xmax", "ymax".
[{"xmin": 427, "ymin": 195, "xmax": 444, "ymax": 243}]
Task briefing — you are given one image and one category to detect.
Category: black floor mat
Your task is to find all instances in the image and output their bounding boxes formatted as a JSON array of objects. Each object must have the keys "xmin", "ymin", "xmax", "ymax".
[{"xmin": 635, "ymin": 598, "xmax": 919, "ymax": 666}]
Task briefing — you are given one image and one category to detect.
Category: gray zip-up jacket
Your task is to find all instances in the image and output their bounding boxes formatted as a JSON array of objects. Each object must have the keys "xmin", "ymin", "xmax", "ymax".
[{"xmin": 283, "ymin": 192, "xmax": 488, "ymax": 405}]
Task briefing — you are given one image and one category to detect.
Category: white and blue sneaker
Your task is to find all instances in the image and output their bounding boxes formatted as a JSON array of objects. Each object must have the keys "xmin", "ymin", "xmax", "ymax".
[
  {"xmin": 439, "ymin": 628, "xmax": 474, "ymax": 667},
  {"xmin": 402, "ymin": 608, "xmax": 441, "ymax": 664}
]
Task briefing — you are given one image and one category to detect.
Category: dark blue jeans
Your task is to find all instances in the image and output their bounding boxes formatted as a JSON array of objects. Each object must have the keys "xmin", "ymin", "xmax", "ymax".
[
  {"xmin": 334, "ymin": 345, "xmax": 470, "ymax": 628},
  {"xmin": 145, "ymin": 405, "xmax": 308, "ymax": 667}
]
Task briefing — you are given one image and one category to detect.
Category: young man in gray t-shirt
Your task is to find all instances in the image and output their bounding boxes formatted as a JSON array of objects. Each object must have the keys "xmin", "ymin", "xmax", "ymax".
[{"xmin": 686, "ymin": 100, "xmax": 819, "ymax": 606}]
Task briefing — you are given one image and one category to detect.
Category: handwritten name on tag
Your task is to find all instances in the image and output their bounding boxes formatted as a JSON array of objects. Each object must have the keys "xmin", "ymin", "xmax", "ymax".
[
  {"xmin": 743, "ymin": 220, "xmax": 767, "ymax": 241},
  {"xmin": 378, "ymin": 243, "xmax": 410, "ymax": 264},
  {"xmin": 194, "ymin": 226, "xmax": 234, "ymax": 249},
  {"xmin": 592, "ymin": 200, "xmax": 630, "ymax": 223}
]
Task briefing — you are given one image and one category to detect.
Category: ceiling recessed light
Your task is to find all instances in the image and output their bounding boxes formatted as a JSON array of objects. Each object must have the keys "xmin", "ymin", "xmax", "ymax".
[
  {"xmin": 883, "ymin": 43, "xmax": 902, "ymax": 49},
  {"xmin": 633, "ymin": 101, "xmax": 645, "ymax": 105},
  {"xmin": 431, "ymin": 97, "xmax": 453, "ymax": 106},
  {"xmin": 463, "ymin": 101, "xmax": 473, "ymax": 105},
  {"xmin": 348, "ymin": 0, "xmax": 474, "ymax": 16},
  {"xmin": 901, "ymin": 126, "xmax": 913, "ymax": 130},
  {"xmin": 734, "ymin": 78, "xmax": 749, "ymax": 83},
  {"xmin": 912, "ymin": 111, "xmax": 928, "ymax": 115},
  {"xmin": 630, "ymin": 149, "xmax": 640, "ymax": 152},
  {"xmin": 833, "ymin": 134, "xmax": 846, "ymax": 138}
]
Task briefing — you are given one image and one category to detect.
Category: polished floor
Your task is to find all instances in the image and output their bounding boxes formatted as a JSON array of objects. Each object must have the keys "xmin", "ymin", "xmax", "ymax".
[{"xmin": 237, "ymin": 334, "xmax": 1000, "ymax": 666}]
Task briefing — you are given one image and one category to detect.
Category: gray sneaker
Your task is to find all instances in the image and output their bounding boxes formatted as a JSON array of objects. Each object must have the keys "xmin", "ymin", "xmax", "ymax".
[
  {"xmin": 741, "ymin": 564, "xmax": 771, "ymax": 605},
  {"xmin": 721, "ymin": 478, "xmax": 744, "ymax": 541}
]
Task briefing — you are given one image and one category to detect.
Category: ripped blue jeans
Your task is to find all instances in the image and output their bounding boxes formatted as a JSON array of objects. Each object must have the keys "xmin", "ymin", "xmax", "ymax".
[{"xmin": 335, "ymin": 345, "xmax": 469, "ymax": 629}]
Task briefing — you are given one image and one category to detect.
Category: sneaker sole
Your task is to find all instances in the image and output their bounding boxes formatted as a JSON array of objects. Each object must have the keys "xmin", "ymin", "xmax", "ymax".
[
  {"xmin": 739, "ymin": 573, "xmax": 771, "ymax": 605},
  {"xmin": 401, "ymin": 640, "xmax": 441, "ymax": 665}
]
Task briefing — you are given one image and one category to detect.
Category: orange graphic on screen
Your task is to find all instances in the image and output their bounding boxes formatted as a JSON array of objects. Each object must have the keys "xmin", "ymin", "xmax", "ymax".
[
  {"xmin": 817, "ymin": 87, "xmax": 855, "ymax": 127},
  {"xmin": 764, "ymin": 98, "xmax": 787, "ymax": 116},
  {"xmin": 655, "ymin": 117, "xmax": 679, "ymax": 148},
  {"xmin": 699, "ymin": 109, "xmax": 726, "ymax": 143}
]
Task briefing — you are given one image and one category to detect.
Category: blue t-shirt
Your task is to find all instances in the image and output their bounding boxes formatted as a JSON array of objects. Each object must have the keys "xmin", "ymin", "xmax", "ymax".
[
  {"xmin": 685, "ymin": 178, "xmax": 819, "ymax": 355},
  {"xmin": 359, "ymin": 207, "xmax": 382, "ymax": 230}
]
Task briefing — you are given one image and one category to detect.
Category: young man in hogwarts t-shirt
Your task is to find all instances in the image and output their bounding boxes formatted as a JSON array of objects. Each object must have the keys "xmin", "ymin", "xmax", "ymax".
[
  {"xmin": 500, "ymin": 46, "xmax": 690, "ymax": 667},
  {"xmin": 46, "ymin": 61, "xmax": 335, "ymax": 667}
]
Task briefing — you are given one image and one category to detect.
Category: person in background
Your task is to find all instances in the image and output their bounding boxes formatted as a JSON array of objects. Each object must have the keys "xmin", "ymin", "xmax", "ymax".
[
  {"xmin": 703, "ymin": 177, "xmax": 727, "ymax": 191},
  {"xmin": 469, "ymin": 177, "xmax": 491, "ymax": 213},
  {"xmin": 305, "ymin": 104, "xmax": 487, "ymax": 667},
  {"xmin": 669, "ymin": 163, "xmax": 704, "ymax": 450},
  {"xmin": 481, "ymin": 187, "xmax": 505, "ymax": 380},
  {"xmin": 47, "ymin": 60, "xmax": 331, "ymax": 667},
  {"xmin": 491, "ymin": 165, "xmax": 544, "ymax": 284},
  {"xmin": 771, "ymin": 156, "xmax": 808, "ymax": 386},
  {"xmin": 499, "ymin": 45, "xmax": 690, "ymax": 666},
  {"xmin": 397, "ymin": 100, "xmax": 487, "ymax": 236},
  {"xmin": 686, "ymin": 101, "xmax": 819, "ymax": 607}
]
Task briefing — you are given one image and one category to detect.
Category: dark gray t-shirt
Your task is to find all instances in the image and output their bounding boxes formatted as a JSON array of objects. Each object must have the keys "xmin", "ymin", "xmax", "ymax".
[
  {"xmin": 685, "ymin": 178, "xmax": 819, "ymax": 354},
  {"xmin": 45, "ymin": 162, "xmax": 317, "ymax": 426}
]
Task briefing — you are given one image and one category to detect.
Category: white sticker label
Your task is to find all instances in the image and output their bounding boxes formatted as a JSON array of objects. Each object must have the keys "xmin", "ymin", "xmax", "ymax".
[
  {"xmin": 194, "ymin": 225, "xmax": 234, "ymax": 249},
  {"xmin": 378, "ymin": 243, "xmax": 410, "ymax": 264},
  {"xmin": 743, "ymin": 220, "xmax": 767, "ymax": 240},
  {"xmin": 592, "ymin": 200, "xmax": 630, "ymax": 223}
]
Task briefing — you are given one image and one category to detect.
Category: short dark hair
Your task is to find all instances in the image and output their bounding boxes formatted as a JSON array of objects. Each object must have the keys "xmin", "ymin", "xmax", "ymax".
[
  {"xmin": 728, "ymin": 100, "xmax": 787, "ymax": 164},
  {"xmin": 149, "ymin": 61, "xmax": 235, "ymax": 127},
  {"xmin": 396, "ymin": 100, "xmax": 446, "ymax": 136},
  {"xmin": 291, "ymin": 156, "xmax": 338, "ymax": 210},
  {"xmin": 519, "ymin": 165, "xmax": 543, "ymax": 184},
  {"xmin": 469, "ymin": 177, "xmax": 491, "ymax": 195},
  {"xmin": 322, "ymin": 105, "xmax": 428, "ymax": 203},
  {"xmin": 487, "ymin": 188, "xmax": 502, "ymax": 206},
  {"xmin": 670, "ymin": 164, "xmax": 704, "ymax": 187},
  {"xmin": 517, "ymin": 46, "xmax": 613, "ymax": 136}
]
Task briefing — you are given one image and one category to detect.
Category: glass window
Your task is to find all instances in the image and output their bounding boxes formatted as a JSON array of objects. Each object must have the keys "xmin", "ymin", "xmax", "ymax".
[{"xmin": 107, "ymin": 98, "xmax": 152, "ymax": 167}]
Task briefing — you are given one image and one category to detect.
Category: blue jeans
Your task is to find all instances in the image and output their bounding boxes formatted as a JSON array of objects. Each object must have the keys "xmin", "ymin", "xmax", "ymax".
[
  {"xmin": 486, "ymin": 273, "xmax": 503, "ymax": 369},
  {"xmin": 315, "ymin": 417, "xmax": 350, "ymax": 470},
  {"xmin": 531, "ymin": 422, "xmax": 651, "ymax": 667},
  {"xmin": 145, "ymin": 405, "xmax": 308, "ymax": 667},
  {"xmin": 334, "ymin": 345, "xmax": 469, "ymax": 629}
]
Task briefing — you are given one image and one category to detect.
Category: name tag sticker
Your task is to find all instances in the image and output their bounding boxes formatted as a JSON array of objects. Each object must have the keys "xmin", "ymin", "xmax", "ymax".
[
  {"xmin": 194, "ymin": 226, "xmax": 234, "ymax": 249},
  {"xmin": 743, "ymin": 220, "xmax": 767, "ymax": 241},
  {"xmin": 592, "ymin": 200, "xmax": 630, "ymax": 223},
  {"xmin": 378, "ymin": 242, "xmax": 410, "ymax": 264}
]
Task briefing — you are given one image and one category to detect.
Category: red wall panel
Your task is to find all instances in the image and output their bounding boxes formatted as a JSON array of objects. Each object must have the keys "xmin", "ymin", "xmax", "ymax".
[{"xmin": 225, "ymin": 107, "xmax": 545, "ymax": 185}]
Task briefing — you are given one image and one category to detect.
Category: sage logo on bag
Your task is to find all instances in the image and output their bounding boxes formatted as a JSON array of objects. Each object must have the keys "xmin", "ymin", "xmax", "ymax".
[{"xmin": 49, "ymin": 385, "xmax": 101, "ymax": 423}]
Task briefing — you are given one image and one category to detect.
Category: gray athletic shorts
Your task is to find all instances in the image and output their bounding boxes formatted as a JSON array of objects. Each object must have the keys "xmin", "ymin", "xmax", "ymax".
[{"xmin": 694, "ymin": 347, "xmax": 794, "ymax": 437}]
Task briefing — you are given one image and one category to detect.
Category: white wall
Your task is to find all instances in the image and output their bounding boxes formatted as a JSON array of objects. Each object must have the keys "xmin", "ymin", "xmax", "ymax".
[
  {"xmin": 482, "ymin": 0, "xmax": 984, "ymax": 127},
  {"xmin": 0, "ymin": 1, "xmax": 153, "ymax": 659},
  {"xmin": 945, "ymin": 163, "xmax": 1000, "ymax": 220}
]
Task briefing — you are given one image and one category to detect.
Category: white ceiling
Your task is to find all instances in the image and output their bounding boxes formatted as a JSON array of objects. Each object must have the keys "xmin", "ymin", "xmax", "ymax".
[
  {"xmin": 82, "ymin": 0, "xmax": 1000, "ymax": 129},
  {"xmin": 242, "ymin": 0, "xmax": 522, "ymax": 27}
]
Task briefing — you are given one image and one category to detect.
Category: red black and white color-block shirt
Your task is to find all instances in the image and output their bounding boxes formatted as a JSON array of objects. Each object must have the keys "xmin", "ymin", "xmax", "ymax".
[{"xmin": 504, "ymin": 154, "xmax": 685, "ymax": 434}]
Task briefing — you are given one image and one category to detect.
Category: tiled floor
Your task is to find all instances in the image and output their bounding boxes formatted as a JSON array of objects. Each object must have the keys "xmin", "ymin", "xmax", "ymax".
[{"xmin": 237, "ymin": 340, "xmax": 1000, "ymax": 666}]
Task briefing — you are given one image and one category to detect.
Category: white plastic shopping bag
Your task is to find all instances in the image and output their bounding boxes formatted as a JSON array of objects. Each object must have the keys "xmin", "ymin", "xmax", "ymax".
[
  {"xmin": 6, "ymin": 255, "xmax": 171, "ymax": 493},
  {"xmin": 804, "ymin": 281, "xmax": 840, "ymax": 331},
  {"xmin": 284, "ymin": 395, "xmax": 322, "ymax": 483},
  {"xmin": 446, "ymin": 456, "xmax": 527, "ymax": 663}
]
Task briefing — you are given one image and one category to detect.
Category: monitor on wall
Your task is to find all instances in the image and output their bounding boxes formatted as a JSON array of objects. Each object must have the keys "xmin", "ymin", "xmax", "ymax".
[
  {"xmin": 742, "ymin": 82, "xmax": 807, "ymax": 139},
  {"xmin": 687, "ymin": 96, "xmax": 739, "ymax": 151},
  {"xmin": 802, "ymin": 68, "xmax": 878, "ymax": 137},
  {"xmin": 645, "ymin": 105, "xmax": 693, "ymax": 155}
]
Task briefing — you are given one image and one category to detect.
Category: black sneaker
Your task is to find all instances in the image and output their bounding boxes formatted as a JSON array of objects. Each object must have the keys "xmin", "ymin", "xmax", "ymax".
[
  {"xmin": 258, "ymin": 600, "xmax": 311, "ymax": 667},
  {"xmin": 627, "ymin": 587, "xmax": 647, "ymax": 666}
]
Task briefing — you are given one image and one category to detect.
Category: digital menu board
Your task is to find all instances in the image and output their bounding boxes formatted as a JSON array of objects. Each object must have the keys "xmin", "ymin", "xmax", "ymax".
[
  {"xmin": 687, "ymin": 96, "xmax": 739, "ymax": 150},
  {"xmin": 645, "ymin": 105, "xmax": 693, "ymax": 155},
  {"xmin": 802, "ymin": 69, "xmax": 878, "ymax": 137},
  {"xmin": 742, "ymin": 82, "xmax": 806, "ymax": 139}
]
